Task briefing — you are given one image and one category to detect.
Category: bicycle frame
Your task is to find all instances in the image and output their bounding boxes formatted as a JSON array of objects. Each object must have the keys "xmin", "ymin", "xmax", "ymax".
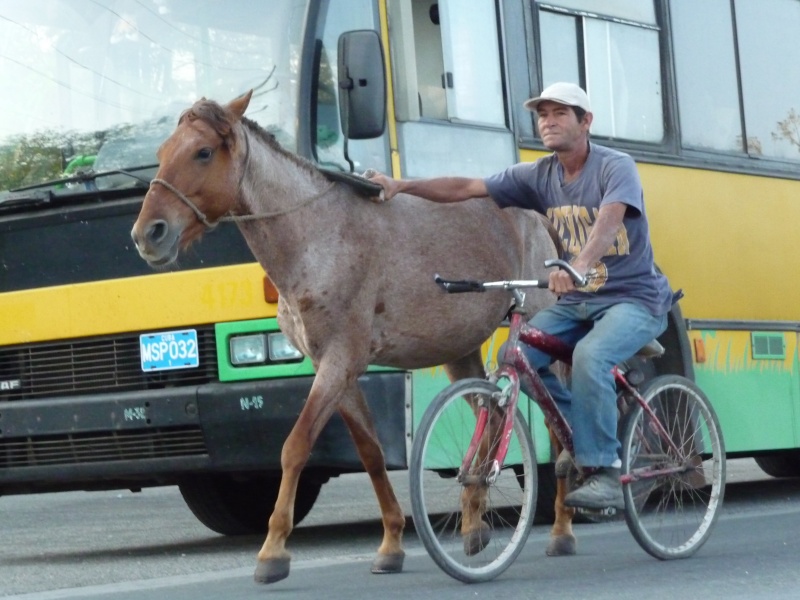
[{"xmin": 467, "ymin": 307, "xmax": 690, "ymax": 486}]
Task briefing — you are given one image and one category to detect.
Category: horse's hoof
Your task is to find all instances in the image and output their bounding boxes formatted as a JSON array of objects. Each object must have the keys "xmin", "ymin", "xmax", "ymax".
[
  {"xmin": 545, "ymin": 534, "xmax": 577, "ymax": 557},
  {"xmin": 254, "ymin": 557, "xmax": 291, "ymax": 584},
  {"xmin": 371, "ymin": 551, "xmax": 405, "ymax": 574},
  {"xmin": 463, "ymin": 526, "xmax": 491, "ymax": 556}
]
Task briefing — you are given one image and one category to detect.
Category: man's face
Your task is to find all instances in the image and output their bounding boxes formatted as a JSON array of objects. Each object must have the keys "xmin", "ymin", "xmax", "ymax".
[{"xmin": 535, "ymin": 101, "xmax": 592, "ymax": 151}]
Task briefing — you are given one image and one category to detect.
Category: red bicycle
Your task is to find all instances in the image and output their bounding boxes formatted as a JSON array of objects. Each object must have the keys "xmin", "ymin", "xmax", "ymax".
[{"xmin": 409, "ymin": 259, "xmax": 726, "ymax": 583}]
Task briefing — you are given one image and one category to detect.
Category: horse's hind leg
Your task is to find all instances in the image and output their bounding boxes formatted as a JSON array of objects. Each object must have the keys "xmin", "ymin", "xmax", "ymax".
[
  {"xmin": 338, "ymin": 383, "xmax": 405, "ymax": 574},
  {"xmin": 254, "ymin": 363, "xmax": 346, "ymax": 584},
  {"xmin": 546, "ymin": 427, "xmax": 577, "ymax": 556},
  {"xmin": 443, "ymin": 350, "xmax": 495, "ymax": 555}
]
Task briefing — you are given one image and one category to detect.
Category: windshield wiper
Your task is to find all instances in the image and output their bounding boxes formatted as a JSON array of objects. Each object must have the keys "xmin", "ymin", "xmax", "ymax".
[
  {"xmin": 0, "ymin": 164, "xmax": 159, "ymax": 211},
  {"xmin": 10, "ymin": 163, "xmax": 159, "ymax": 193}
]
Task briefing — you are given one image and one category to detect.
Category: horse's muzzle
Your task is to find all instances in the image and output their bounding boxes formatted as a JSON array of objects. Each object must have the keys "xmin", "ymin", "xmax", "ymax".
[{"xmin": 131, "ymin": 219, "xmax": 180, "ymax": 267}]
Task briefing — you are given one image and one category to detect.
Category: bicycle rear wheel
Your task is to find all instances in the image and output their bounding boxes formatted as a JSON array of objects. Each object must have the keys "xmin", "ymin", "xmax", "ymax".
[
  {"xmin": 622, "ymin": 374, "xmax": 725, "ymax": 559},
  {"xmin": 409, "ymin": 378, "xmax": 537, "ymax": 583}
]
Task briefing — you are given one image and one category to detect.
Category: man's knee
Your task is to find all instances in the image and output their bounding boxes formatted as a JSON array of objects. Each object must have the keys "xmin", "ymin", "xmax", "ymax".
[{"xmin": 572, "ymin": 338, "xmax": 610, "ymax": 368}]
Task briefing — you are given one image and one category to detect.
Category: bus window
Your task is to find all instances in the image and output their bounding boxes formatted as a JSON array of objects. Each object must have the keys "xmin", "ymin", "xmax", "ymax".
[
  {"xmin": 536, "ymin": 0, "xmax": 663, "ymax": 143},
  {"xmin": 671, "ymin": 0, "xmax": 742, "ymax": 154},
  {"xmin": 734, "ymin": 0, "xmax": 800, "ymax": 161},
  {"xmin": 412, "ymin": 0, "xmax": 447, "ymax": 120},
  {"xmin": 673, "ymin": 0, "xmax": 800, "ymax": 161},
  {"xmin": 389, "ymin": 0, "xmax": 506, "ymax": 127},
  {"xmin": 539, "ymin": 11, "xmax": 580, "ymax": 90},
  {"xmin": 438, "ymin": 1, "xmax": 505, "ymax": 126},
  {"xmin": 540, "ymin": 0, "xmax": 655, "ymax": 23},
  {"xmin": 0, "ymin": 0, "xmax": 305, "ymax": 192}
]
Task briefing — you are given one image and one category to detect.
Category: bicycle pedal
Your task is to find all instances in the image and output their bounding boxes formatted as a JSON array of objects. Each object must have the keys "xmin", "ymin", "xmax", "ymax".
[{"xmin": 575, "ymin": 506, "xmax": 623, "ymax": 522}]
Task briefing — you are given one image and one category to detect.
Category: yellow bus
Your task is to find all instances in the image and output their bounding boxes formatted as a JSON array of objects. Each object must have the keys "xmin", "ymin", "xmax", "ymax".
[{"xmin": 1, "ymin": 0, "xmax": 797, "ymax": 532}]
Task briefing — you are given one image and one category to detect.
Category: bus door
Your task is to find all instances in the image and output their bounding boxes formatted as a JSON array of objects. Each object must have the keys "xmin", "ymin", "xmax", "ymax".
[
  {"xmin": 388, "ymin": 0, "xmax": 551, "ymax": 458},
  {"xmin": 309, "ymin": 0, "xmax": 517, "ymax": 177}
]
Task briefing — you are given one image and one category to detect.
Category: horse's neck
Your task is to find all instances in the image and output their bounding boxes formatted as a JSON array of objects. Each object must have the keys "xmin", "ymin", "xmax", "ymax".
[
  {"xmin": 239, "ymin": 132, "xmax": 323, "ymax": 210},
  {"xmin": 235, "ymin": 131, "xmax": 345, "ymax": 290}
]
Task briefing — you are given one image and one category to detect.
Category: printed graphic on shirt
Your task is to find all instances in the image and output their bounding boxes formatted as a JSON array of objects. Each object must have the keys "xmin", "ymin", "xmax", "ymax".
[
  {"xmin": 546, "ymin": 205, "xmax": 630, "ymax": 292},
  {"xmin": 581, "ymin": 261, "xmax": 607, "ymax": 292}
]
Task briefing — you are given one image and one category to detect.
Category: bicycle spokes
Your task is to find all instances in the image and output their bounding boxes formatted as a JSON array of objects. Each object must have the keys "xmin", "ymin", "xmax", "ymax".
[
  {"xmin": 410, "ymin": 378, "xmax": 537, "ymax": 583},
  {"xmin": 621, "ymin": 375, "xmax": 725, "ymax": 560}
]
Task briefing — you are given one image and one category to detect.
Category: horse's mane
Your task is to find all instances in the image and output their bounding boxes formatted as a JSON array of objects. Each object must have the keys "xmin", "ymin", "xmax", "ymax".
[{"xmin": 180, "ymin": 98, "xmax": 320, "ymax": 179}]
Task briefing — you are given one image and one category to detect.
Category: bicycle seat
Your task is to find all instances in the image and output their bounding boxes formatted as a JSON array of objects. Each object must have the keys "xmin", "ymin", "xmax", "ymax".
[{"xmin": 635, "ymin": 339, "xmax": 665, "ymax": 358}]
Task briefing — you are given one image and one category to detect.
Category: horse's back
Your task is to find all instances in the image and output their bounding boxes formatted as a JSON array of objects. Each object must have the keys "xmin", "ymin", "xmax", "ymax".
[
  {"xmin": 382, "ymin": 194, "xmax": 557, "ymax": 286},
  {"xmin": 360, "ymin": 194, "xmax": 557, "ymax": 368}
]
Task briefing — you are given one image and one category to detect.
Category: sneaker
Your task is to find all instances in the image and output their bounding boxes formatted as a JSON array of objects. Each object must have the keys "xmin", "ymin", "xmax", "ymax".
[
  {"xmin": 563, "ymin": 467, "xmax": 624, "ymax": 510},
  {"xmin": 554, "ymin": 449, "xmax": 578, "ymax": 479}
]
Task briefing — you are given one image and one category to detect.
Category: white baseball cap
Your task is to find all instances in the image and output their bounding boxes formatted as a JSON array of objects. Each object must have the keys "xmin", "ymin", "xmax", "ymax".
[{"xmin": 524, "ymin": 82, "xmax": 591, "ymax": 113}]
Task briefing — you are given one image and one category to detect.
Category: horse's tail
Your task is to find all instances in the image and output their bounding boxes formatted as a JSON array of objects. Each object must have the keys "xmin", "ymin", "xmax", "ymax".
[{"xmin": 536, "ymin": 213, "xmax": 567, "ymax": 260}]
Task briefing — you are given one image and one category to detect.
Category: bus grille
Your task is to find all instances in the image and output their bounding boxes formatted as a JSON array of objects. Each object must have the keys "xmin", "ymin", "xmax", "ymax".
[
  {"xmin": 0, "ymin": 427, "xmax": 207, "ymax": 467},
  {"xmin": 0, "ymin": 326, "xmax": 218, "ymax": 401}
]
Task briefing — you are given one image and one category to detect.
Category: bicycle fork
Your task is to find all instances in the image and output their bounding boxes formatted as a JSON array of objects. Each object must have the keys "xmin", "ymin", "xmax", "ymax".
[{"xmin": 457, "ymin": 370, "xmax": 521, "ymax": 486}]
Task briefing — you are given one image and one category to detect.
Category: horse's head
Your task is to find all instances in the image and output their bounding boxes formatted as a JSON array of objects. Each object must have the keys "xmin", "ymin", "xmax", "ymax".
[{"xmin": 131, "ymin": 90, "xmax": 253, "ymax": 267}]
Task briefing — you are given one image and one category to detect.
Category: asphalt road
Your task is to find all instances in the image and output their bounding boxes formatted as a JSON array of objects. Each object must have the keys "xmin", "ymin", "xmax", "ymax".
[{"xmin": 2, "ymin": 459, "xmax": 800, "ymax": 599}]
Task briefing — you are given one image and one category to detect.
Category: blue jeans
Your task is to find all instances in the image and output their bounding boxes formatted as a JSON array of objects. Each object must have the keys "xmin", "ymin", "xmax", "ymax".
[{"xmin": 519, "ymin": 302, "xmax": 668, "ymax": 468}]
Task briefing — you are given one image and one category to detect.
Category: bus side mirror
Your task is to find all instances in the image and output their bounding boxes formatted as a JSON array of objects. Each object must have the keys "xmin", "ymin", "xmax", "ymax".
[{"xmin": 337, "ymin": 30, "xmax": 386, "ymax": 140}]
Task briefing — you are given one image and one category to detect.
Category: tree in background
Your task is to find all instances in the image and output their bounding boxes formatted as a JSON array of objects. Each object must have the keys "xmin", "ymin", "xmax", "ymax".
[{"xmin": 0, "ymin": 129, "xmax": 102, "ymax": 191}]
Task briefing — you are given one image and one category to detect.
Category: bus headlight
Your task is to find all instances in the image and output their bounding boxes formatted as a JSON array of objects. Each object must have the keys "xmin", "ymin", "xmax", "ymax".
[
  {"xmin": 229, "ymin": 334, "xmax": 267, "ymax": 365},
  {"xmin": 229, "ymin": 332, "xmax": 304, "ymax": 366},
  {"xmin": 268, "ymin": 333, "xmax": 304, "ymax": 361}
]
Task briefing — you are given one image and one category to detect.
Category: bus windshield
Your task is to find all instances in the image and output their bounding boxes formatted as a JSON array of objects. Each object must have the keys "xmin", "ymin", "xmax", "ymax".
[{"xmin": 0, "ymin": 0, "xmax": 310, "ymax": 193}]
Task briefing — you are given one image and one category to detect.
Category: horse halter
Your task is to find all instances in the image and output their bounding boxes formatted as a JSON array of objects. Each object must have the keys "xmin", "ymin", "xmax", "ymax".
[
  {"xmin": 148, "ymin": 125, "xmax": 335, "ymax": 229},
  {"xmin": 148, "ymin": 177, "xmax": 336, "ymax": 229}
]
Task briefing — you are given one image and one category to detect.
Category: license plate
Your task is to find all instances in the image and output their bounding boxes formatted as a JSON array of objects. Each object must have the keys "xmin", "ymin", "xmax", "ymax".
[{"xmin": 140, "ymin": 329, "xmax": 200, "ymax": 371}]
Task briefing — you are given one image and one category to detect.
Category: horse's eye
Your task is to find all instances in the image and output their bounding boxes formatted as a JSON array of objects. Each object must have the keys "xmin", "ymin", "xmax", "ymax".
[{"xmin": 196, "ymin": 147, "xmax": 213, "ymax": 160}]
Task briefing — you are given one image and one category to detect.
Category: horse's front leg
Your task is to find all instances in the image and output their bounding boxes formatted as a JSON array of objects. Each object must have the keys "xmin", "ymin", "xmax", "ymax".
[
  {"xmin": 338, "ymin": 382, "xmax": 405, "ymax": 574},
  {"xmin": 546, "ymin": 427, "xmax": 577, "ymax": 556},
  {"xmin": 254, "ymin": 363, "xmax": 346, "ymax": 584}
]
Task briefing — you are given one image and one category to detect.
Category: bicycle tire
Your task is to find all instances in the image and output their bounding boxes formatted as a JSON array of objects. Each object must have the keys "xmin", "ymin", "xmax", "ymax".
[
  {"xmin": 409, "ymin": 378, "xmax": 537, "ymax": 583},
  {"xmin": 622, "ymin": 374, "xmax": 725, "ymax": 559}
]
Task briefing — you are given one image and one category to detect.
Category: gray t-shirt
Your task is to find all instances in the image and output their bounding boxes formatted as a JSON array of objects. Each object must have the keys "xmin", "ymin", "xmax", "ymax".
[{"xmin": 484, "ymin": 143, "xmax": 673, "ymax": 316}]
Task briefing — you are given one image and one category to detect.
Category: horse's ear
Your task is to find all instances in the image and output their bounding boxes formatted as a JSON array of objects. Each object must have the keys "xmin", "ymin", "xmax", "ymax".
[{"xmin": 227, "ymin": 90, "xmax": 253, "ymax": 120}]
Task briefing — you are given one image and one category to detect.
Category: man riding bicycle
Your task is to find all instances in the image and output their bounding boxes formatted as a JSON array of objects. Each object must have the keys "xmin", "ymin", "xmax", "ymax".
[{"xmin": 369, "ymin": 82, "xmax": 675, "ymax": 510}]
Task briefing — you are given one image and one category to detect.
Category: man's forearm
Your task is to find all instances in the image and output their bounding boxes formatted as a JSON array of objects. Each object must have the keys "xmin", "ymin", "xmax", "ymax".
[
  {"xmin": 376, "ymin": 175, "xmax": 487, "ymax": 203},
  {"xmin": 573, "ymin": 202, "xmax": 627, "ymax": 273}
]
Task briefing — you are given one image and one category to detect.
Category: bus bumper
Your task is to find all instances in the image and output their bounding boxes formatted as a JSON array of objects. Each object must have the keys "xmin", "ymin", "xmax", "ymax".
[{"xmin": 0, "ymin": 372, "xmax": 408, "ymax": 493}]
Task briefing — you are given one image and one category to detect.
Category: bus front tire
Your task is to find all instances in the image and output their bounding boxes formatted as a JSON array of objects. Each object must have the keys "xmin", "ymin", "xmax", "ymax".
[{"xmin": 179, "ymin": 473, "xmax": 323, "ymax": 536}]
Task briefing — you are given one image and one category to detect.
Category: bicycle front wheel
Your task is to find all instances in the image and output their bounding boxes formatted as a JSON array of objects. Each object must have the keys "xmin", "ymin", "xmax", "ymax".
[
  {"xmin": 622, "ymin": 375, "xmax": 725, "ymax": 559},
  {"xmin": 409, "ymin": 378, "xmax": 537, "ymax": 583}
]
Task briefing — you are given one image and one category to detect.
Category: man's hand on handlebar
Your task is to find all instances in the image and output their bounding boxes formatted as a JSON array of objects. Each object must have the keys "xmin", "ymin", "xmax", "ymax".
[
  {"xmin": 549, "ymin": 267, "xmax": 585, "ymax": 294},
  {"xmin": 543, "ymin": 258, "xmax": 588, "ymax": 292}
]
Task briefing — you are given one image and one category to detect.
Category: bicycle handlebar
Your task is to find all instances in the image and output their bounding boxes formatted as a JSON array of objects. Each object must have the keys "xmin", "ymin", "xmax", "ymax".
[
  {"xmin": 543, "ymin": 258, "xmax": 587, "ymax": 288},
  {"xmin": 433, "ymin": 275, "xmax": 488, "ymax": 293},
  {"xmin": 434, "ymin": 259, "xmax": 587, "ymax": 294}
]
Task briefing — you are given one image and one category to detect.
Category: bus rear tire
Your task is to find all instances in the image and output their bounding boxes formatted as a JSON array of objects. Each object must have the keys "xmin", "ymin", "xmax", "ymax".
[
  {"xmin": 755, "ymin": 452, "xmax": 800, "ymax": 478},
  {"xmin": 179, "ymin": 473, "xmax": 323, "ymax": 536}
]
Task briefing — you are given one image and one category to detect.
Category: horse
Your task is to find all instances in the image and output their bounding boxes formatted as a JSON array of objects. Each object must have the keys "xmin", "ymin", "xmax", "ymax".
[{"xmin": 130, "ymin": 90, "xmax": 578, "ymax": 584}]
